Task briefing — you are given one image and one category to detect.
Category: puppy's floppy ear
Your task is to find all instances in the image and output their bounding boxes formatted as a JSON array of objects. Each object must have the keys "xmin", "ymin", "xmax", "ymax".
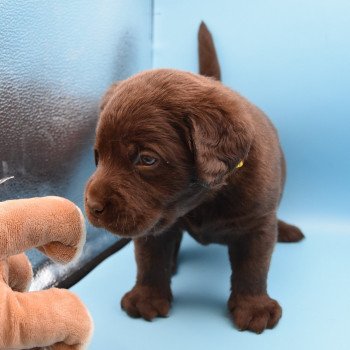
[
  {"xmin": 185, "ymin": 109, "xmax": 253, "ymax": 188},
  {"xmin": 100, "ymin": 82, "xmax": 120, "ymax": 112}
]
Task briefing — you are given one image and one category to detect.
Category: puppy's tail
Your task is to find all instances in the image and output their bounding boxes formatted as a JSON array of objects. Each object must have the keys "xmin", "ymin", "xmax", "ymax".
[
  {"xmin": 198, "ymin": 21, "xmax": 221, "ymax": 81},
  {"xmin": 277, "ymin": 220, "xmax": 305, "ymax": 243}
]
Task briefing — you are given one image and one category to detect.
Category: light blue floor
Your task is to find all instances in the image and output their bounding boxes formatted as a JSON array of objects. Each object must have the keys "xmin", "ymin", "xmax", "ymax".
[{"xmin": 72, "ymin": 229, "xmax": 350, "ymax": 350}]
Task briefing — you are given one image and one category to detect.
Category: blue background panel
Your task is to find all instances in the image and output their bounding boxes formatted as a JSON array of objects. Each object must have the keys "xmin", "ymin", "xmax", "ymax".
[{"xmin": 153, "ymin": 0, "xmax": 350, "ymax": 228}]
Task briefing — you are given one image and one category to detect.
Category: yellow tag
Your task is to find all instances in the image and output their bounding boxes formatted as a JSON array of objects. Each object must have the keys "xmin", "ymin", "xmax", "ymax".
[{"xmin": 235, "ymin": 160, "xmax": 244, "ymax": 169}]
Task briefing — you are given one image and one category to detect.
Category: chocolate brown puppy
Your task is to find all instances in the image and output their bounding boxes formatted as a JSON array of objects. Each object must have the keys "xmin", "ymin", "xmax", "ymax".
[{"xmin": 85, "ymin": 22, "xmax": 304, "ymax": 333}]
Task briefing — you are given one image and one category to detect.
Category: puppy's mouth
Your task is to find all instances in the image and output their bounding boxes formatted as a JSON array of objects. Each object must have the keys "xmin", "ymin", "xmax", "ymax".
[{"xmin": 86, "ymin": 207, "xmax": 164, "ymax": 239}]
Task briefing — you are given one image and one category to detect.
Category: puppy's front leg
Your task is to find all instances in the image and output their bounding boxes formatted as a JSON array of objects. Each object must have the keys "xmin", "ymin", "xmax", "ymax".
[
  {"xmin": 121, "ymin": 225, "xmax": 182, "ymax": 321},
  {"xmin": 228, "ymin": 217, "xmax": 282, "ymax": 333}
]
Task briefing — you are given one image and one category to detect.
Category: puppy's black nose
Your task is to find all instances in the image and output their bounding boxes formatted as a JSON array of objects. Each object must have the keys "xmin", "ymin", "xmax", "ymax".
[{"xmin": 87, "ymin": 198, "xmax": 105, "ymax": 216}]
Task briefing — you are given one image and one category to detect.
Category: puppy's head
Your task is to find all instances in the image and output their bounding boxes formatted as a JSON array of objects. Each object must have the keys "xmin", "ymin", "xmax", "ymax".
[{"xmin": 85, "ymin": 69, "xmax": 253, "ymax": 238}]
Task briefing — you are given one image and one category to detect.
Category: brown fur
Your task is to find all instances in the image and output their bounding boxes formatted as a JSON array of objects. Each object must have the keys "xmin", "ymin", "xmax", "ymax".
[{"xmin": 85, "ymin": 22, "xmax": 304, "ymax": 333}]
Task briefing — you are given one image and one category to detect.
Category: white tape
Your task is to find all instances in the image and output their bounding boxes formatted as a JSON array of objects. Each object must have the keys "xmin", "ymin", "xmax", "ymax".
[{"xmin": 0, "ymin": 176, "xmax": 14, "ymax": 185}]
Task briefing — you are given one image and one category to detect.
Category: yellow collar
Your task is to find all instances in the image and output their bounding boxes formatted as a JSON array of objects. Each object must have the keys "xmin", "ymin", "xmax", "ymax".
[{"xmin": 235, "ymin": 160, "xmax": 244, "ymax": 169}]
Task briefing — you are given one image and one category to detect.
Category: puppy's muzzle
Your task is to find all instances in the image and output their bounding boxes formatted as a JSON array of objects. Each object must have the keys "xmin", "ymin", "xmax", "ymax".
[{"xmin": 86, "ymin": 196, "xmax": 105, "ymax": 217}]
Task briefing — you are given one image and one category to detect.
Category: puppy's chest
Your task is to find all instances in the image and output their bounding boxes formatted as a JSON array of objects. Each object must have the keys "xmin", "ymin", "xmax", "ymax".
[
  {"xmin": 184, "ymin": 220, "xmax": 230, "ymax": 245},
  {"xmin": 182, "ymin": 203, "xmax": 242, "ymax": 245}
]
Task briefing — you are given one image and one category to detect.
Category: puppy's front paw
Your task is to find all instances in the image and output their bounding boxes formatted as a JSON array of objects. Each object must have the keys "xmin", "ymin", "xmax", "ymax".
[
  {"xmin": 121, "ymin": 285, "xmax": 172, "ymax": 321},
  {"xmin": 228, "ymin": 294, "xmax": 282, "ymax": 333}
]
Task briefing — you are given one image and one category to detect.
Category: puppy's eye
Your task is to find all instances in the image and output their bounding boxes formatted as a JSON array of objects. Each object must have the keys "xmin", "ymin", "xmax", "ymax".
[
  {"xmin": 94, "ymin": 149, "xmax": 99, "ymax": 166},
  {"xmin": 136, "ymin": 154, "xmax": 158, "ymax": 167}
]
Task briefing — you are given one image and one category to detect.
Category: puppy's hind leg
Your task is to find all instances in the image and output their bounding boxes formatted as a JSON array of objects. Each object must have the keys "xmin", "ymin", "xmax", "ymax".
[{"xmin": 277, "ymin": 220, "xmax": 305, "ymax": 243}]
